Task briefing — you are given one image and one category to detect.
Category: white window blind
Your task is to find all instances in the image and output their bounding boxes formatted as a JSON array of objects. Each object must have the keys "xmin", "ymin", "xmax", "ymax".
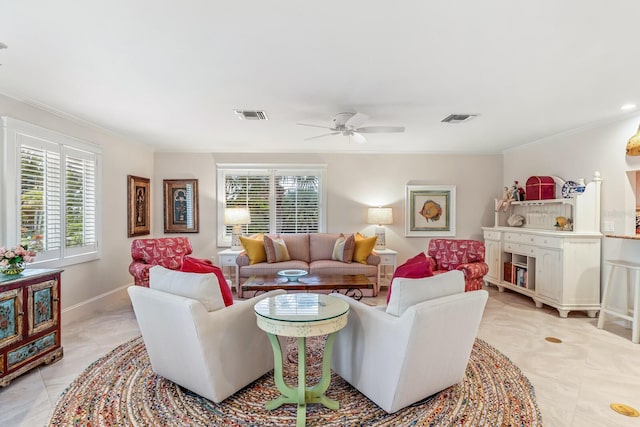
[
  {"xmin": 274, "ymin": 173, "xmax": 320, "ymax": 233},
  {"xmin": 63, "ymin": 147, "xmax": 97, "ymax": 254},
  {"xmin": 3, "ymin": 117, "xmax": 102, "ymax": 266},
  {"xmin": 217, "ymin": 165, "xmax": 325, "ymax": 246},
  {"xmin": 20, "ymin": 144, "xmax": 62, "ymax": 257}
]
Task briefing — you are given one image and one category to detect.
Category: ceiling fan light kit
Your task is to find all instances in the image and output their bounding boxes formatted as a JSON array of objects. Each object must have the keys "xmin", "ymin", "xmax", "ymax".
[{"xmin": 297, "ymin": 112, "xmax": 405, "ymax": 143}]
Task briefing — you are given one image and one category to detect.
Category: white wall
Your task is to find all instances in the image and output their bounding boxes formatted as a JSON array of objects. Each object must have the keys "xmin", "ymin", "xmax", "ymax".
[
  {"xmin": 503, "ymin": 113, "xmax": 640, "ymax": 234},
  {"xmin": 154, "ymin": 152, "xmax": 503, "ymax": 264},
  {"xmin": 503, "ymin": 112, "xmax": 640, "ymax": 310},
  {"xmin": 153, "ymin": 152, "xmax": 218, "ymax": 257},
  {"xmin": 0, "ymin": 94, "xmax": 154, "ymax": 312}
]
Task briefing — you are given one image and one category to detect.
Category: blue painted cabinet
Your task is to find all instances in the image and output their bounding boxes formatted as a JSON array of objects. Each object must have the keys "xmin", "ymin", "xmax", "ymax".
[{"xmin": 0, "ymin": 269, "xmax": 63, "ymax": 387}]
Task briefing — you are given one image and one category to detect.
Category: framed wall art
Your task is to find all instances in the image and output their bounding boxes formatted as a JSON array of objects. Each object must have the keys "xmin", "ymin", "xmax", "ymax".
[
  {"xmin": 405, "ymin": 185, "xmax": 456, "ymax": 237},
  {"xmin": 163, "ymin": 179, "xmax": 199, "ymax": 233},
  {"xmin": 127, "ymin": 175, "xmax": 151, "ymax": 237}
]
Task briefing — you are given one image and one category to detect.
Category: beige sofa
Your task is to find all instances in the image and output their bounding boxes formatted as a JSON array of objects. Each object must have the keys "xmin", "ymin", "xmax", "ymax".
[{"xmin": 236, "ymin": 233, "xmax": 380, "ymax": 298}]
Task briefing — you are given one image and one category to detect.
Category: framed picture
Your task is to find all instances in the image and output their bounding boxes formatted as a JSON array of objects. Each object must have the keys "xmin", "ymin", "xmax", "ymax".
[
  {"xmin": 163, "ymin": 179, "xmax": 199, "ymax": 233},
  {"xmin": 127, "ymin": 175, "xmax": 151, "ymax": 237},
  {"xmin": 405, "ymin": 185, "xmax": 456, "ymax": 237}
]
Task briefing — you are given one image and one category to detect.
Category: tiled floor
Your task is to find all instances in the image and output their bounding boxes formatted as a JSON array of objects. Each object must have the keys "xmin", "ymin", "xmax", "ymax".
[{"xmin": 1, "ymin": 285, "xmax": 639, "ymax": 426}]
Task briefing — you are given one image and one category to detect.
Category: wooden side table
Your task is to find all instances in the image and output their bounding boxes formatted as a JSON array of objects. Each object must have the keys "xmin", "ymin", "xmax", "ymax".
[
  {"xmin": 216, "ymin": 249, "xmax": 243, "ymax": 293},
  {"xmin": 254, "ymin": 293, "xmax": 349, "ymax": 427}
]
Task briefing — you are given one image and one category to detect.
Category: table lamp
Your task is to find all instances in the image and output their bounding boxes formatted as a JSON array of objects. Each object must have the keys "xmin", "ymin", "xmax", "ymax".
[
  {"xmin": 224, "ymin": 207, "xmax": 251, "ymax": 250},
  {"xmin": 368, "ymin": 207, "xmax": 393, "ymax": 249}
]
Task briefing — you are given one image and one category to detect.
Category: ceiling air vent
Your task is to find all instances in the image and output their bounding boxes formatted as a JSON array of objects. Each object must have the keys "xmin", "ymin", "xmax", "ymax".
[
  {"xmin": 234, "ymin": 110, "xmax": 268, "ymax": 120},
  {"xmin": 441, "ymin": 114, "xmax": 478, "ymax": 124}
]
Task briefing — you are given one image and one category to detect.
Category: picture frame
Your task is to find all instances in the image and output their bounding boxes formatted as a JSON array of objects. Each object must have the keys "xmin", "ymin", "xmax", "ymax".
[
  {"xmin": 163, "ymin": 179, "xmax": 199, "ymax": 233},
  {"xmin": 127, "ymin": 175, "xmax": 151, "ymax": 237},
  {"xmin": 405, "ymin": 185, "xmax": 456, "ymax": 237}
]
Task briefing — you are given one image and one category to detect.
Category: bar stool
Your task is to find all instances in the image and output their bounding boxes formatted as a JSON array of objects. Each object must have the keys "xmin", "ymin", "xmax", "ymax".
[{"xmin": 597, "ymin": 260, "xmax": 640, "ymax": 344}]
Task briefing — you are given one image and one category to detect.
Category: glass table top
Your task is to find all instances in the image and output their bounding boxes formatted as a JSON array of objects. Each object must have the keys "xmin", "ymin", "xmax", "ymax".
[{"xmin": 254, "ymin": 293, "xmax": 349, "ymax": 323}]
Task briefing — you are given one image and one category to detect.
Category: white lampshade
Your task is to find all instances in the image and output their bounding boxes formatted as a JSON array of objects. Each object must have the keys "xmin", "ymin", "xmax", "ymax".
[
  {"xmin": 224, "ymin": 208, "xmax": 251, "ymax": 225},
  {"xmin": 224, "ymin": 208, "xmax": 251, "ymax": 250},
  {"xmin": 367, "ymin": 207, "xmax": 393, "ymax": 225},
  {"xmin": 367, "ymin": 207, "xmax": 392, "ymax": 250}
]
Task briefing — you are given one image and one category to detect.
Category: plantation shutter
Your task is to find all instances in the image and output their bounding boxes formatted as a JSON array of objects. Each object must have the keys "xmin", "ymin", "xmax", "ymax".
[
  {"xmin": 275, "ymin": 173, "xmax": 320, "ymax": 233},
  {"xmin": 224, "ymin": 172, "xmax": 271, "ymax": 235},
  {"xmin": 219, "ymin": 166, "xmax": 324, "ymax": 245},
  {"xmin": 64, "ymin": 147, "xmax": 97, "ymax": 254},
  {"xmin": 19, "ymin": 138, "xmax": 62, "ymax": 261},
  {"xmin": 18, "ymin": 135, "xmax": 98, "ymax": 262}
]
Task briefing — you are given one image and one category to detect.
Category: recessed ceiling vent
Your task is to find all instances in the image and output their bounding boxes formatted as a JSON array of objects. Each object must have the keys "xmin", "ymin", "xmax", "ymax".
[
  {"xmin": 441, "ymin": 114, "xmax": 478, "ymax": 124},
  {"xmin": 234, "ymin": 110, "xmax": 268, "ymax": 120}
]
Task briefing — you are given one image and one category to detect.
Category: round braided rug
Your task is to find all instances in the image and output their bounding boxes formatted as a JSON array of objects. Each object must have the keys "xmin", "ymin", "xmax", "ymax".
[{"xmin": 48, "ymin": 336, "xmax": 542, "ymax": 426}]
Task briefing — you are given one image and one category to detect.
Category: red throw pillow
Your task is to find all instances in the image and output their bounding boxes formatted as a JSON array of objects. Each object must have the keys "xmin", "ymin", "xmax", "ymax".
[
  {"xmin": 181, "ymin": 256, "xmax": 234, "ymax": 307},
  {"xmin": 386, "ymin": 252, "xmax": 434, "ymax": 303}
]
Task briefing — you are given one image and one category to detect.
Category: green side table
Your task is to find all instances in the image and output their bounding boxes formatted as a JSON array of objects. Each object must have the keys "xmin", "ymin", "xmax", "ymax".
[{"xmin": 254, "ymin": 293, "xmax": 349, "ymax": 427}]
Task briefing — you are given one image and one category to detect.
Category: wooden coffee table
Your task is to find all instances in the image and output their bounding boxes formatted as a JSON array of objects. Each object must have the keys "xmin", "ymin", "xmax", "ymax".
[{"xmin": 242, "ymin": 273, "xmax": 373, "ymax": 300}]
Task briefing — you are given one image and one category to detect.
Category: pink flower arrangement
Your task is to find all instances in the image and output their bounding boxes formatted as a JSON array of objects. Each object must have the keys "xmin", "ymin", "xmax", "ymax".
[{"xmin": 0, "ymin": 244, "xmax": 36, "ymax": 267}]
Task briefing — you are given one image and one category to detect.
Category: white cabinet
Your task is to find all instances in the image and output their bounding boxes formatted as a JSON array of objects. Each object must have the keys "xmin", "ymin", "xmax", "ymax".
[
  {"xmin": 535, "ymin": 247, "xmax": 562, "ymax": 303},
  {"xmin": 484, "ymin": 238, "xmax": 501, "ymax": 282},
  {"xmin": 483, "ymin": 172, "xmax": 602, "ymax": 318}
]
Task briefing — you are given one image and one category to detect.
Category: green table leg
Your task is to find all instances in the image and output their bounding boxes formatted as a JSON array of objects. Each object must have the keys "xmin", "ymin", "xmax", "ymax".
[
  {"xmin": 263, "ymin": 332, "xmax": 341, "ymax": 426},
  {"xmin": 264, "ymin": 333, "xmax": 294, "ymax": 410},
  {"xmin": 296, "ymin": 337, "xmax": 307, "ymax": 427},
  {"xmin": 306, "ymin": 331, "xmax": 339, "ymax": 409}
]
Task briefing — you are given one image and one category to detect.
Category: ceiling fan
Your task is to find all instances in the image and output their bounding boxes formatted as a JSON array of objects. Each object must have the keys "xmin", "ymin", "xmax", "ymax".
[{"xmin": 297, "ymin": 112, "xmax": 405, "ymax": 143}]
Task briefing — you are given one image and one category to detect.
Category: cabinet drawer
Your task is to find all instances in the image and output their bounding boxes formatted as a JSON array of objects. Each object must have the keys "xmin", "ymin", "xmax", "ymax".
[
  {"xmin": 504, "ymin": 242, "xmax": 537, "ymax": 255},
  {"xmin": 7, "ymin": 332, "xmax": 57, "ymax": 369},
  {"xmin": 219, "ymin": 255, "xmax": 238, "ymax": 266},
  {"xmin": 533, "ymin": 236, "xmax": 563, "ymax": 249},
  {"xmin": 505, "ymin": 232, "xmax": 536, "ymax": 244},
  {"xmin": 484, "ymin": 230, "xmax": 501, "ymax": 240},
  {"xmin": 379, "ymin": 255, "xmax": 395, "ymax": 265}
]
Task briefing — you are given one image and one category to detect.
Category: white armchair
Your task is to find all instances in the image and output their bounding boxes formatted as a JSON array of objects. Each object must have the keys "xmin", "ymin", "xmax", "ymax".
[
  {"xmin": 331, "ymin": 270, "xmax": 488, "ymax": 413},
  {"xmin": 128, "ymin": 284, "xmax": 285, "ymax": 403}
]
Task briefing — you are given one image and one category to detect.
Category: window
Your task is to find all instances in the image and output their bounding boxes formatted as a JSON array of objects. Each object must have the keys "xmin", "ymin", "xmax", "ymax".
[
  {"xmin": 2, "ymin": 117, "xmax": 101, "ymax": 266},
  {"xmin": 217, "ymin": 164, "xmax": 326, "ymax": 246}
]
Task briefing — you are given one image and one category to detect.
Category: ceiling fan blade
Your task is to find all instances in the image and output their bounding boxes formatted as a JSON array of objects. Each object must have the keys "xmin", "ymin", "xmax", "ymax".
[
  {"xmin": 304, "ymin": 132, "xmax": 341, "ymax": 141},
  {"xmin": 351, "ymin": 131, "xmax": 367, "ymax": 144},
  {"xmin": 345, "ymin": 113, "xmax": 369, "ymax": 130},
  {"xmin": 355, "ymin": 126, "xmax": 405, "ymax": 134},
  {"xmin": 297, "ymin": 123, "xmax": 335, "ymax": 130}
]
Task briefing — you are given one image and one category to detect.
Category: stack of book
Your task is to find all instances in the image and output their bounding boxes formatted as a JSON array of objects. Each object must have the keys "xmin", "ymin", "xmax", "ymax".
[{"xmin": 503, "ymin": 262, "xmax": 528, "ymax": 288}]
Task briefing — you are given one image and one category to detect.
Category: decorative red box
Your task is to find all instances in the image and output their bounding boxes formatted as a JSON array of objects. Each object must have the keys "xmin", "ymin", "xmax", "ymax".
[{"xmin": 526, "ymin": 176, "xmax": 555, "ymax": 200}]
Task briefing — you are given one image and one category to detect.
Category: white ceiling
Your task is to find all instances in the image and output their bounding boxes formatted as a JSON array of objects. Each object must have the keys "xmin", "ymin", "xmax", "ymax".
[{"xmin": 1, "ymin": 1, "xmax": 640, "ymax": 154}]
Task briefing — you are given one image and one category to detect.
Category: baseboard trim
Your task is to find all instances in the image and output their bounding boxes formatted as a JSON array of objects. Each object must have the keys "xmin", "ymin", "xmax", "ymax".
[{"xmin": 62, "ymin": 284, "xmax": 132, "ymax": 326}]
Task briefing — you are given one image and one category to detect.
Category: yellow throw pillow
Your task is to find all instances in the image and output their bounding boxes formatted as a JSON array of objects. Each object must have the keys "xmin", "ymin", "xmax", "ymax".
[
  {"xmin": 239, "ymin": 234, "xmax": 266, "ymax": 265},
  {"xmin": 353, "ymin": 232, "xmax": 377, "ymax": 264}
]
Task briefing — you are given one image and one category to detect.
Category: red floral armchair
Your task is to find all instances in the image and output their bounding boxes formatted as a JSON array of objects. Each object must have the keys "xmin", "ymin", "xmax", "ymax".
[
  {"xmin": 426, "ymin": 239, "xmax": 488, "ymax": 292},
  {"xmin": 129, "ymin": 237, "xmax": 193, "ymax": 287}
]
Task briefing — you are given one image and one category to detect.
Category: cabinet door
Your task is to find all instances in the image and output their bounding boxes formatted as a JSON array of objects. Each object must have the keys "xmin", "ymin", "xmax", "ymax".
[
  {"xmin": 485, "ymin": 240, "xmax": 501, "ymax": 281},
  {"xmin": 536, "ymin": 249, "xmax": 562, "ymax": 302},
  {"xmin": 0, "ymin": 288, "xmax": 23, "ymax": 348},
  {"xmin": 27, "ymin": 279, "xmax": 59, "ymax": 336}
]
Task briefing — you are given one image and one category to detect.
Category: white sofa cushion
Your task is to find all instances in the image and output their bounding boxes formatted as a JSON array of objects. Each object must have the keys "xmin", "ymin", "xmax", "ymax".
[
  {"xmin": 149, "ymin": 265, "xmax": 224, "ymax": 312},
  {"xmin": 386, "ymin": 270, "xmax": 465, "ymax": 317}
]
